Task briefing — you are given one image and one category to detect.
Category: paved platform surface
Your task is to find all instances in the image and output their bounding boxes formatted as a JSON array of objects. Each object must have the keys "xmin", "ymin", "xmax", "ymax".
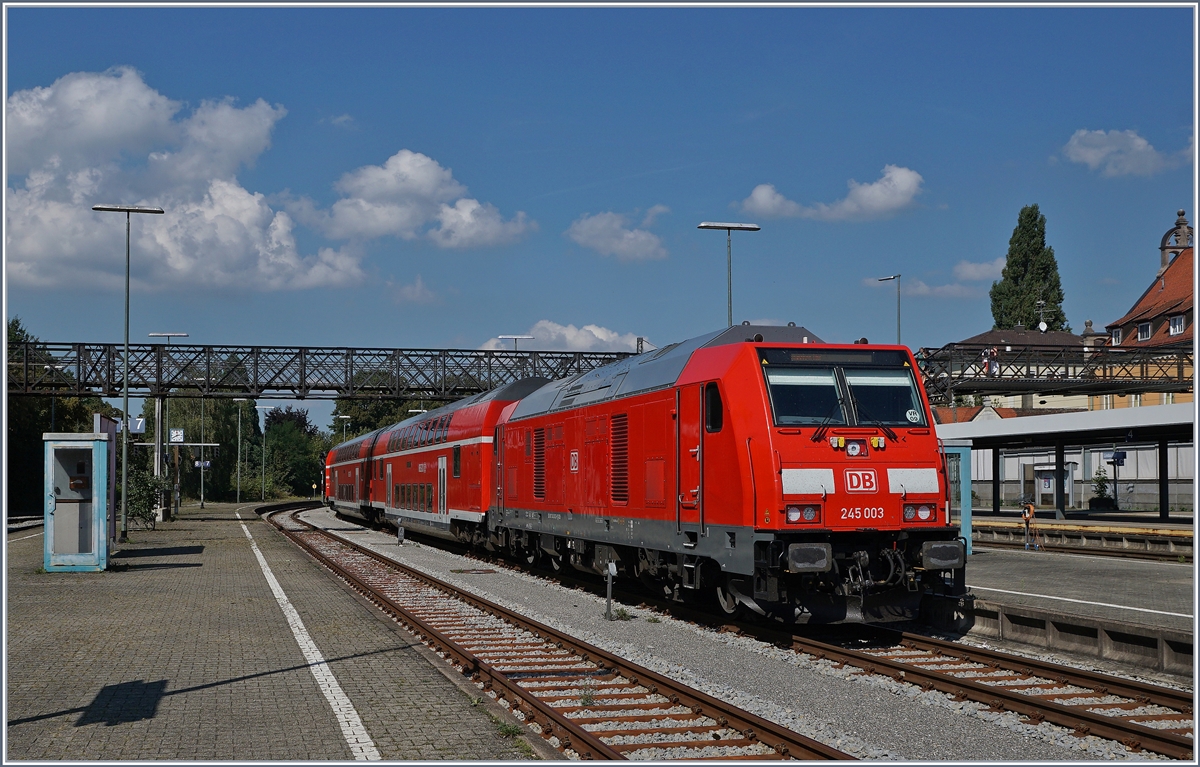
[
  {"xmin": 6, "ymin": 503, "xmax": 539, "ymax": 761},
  {"xmin": 961, "ymin": 547, "xmax": 1193, "ymax": 634}
]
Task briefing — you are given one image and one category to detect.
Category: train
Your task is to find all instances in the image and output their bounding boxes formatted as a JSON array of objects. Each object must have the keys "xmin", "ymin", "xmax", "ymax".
[{"xmin": 325, "ymin": 324, "xmax": 966, "ymax": 624}]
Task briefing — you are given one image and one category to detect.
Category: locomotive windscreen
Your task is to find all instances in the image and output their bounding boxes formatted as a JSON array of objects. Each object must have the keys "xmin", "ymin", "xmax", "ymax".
[
  {"xmin": 843, "ymin": 370, "xmax": 927, "ymax": 426},
  {"xmin": 763, "ymin": 368, "xmax": 846, "ymax": 425},
  {"xmin": 759, "ymin": 348, "xmax": 925, "ymax": 427}
]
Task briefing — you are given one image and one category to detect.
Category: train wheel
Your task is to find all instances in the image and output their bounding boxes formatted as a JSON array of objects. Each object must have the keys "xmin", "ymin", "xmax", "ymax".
[{"xmin": 714, "ymin": 577, "xmax": 744, "ymax": 618}]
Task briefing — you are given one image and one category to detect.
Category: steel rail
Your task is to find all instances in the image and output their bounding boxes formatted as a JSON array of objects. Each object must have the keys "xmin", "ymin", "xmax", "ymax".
[
  {"xmin": 265, "ymin": 507, "xmax": 853, "ymax": 761},
  {"xmin": 780, "ymin": 632, "xmax": 1193, "ymax": 759},
  {"xmin": 870, "ymin": 628, "xmax": 1193, "ymax": 713}
]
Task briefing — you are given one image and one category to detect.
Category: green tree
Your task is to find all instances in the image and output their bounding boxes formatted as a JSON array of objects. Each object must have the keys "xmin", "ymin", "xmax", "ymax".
[
  {"xmin": 989, "ymin": 204, "xmax": 1070, "ymax": 332},
  {"xmin": 7, "ymin": 318, "xmax": 120, "ymax": 515},
  {"xmin": 330, "ymin": 398, "xmax": 422, "ymax": 442}
]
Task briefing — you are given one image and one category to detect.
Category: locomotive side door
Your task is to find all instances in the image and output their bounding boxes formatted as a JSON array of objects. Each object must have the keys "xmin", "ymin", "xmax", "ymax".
[{"xmin": 676, "ymin": 385, "xmax": 703, "ymax": 532}]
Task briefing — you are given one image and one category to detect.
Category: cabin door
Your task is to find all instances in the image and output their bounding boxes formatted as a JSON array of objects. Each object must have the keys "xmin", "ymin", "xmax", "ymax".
[{"xmin": 676, "ymin": 385, "xmax": 703, "ymax": 531}]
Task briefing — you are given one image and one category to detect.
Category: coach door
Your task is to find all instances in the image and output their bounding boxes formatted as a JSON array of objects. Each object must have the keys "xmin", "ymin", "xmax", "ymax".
[
  {"xmin": 438, "ymin": 456, "xmax": 448, "ymax": 515},
  {"xmin": 386, "ymin": 464, "xmax": 393, "ymax": 509},
  {"xmin": 495, "ymin": 427, "xmax": 505, "ymax": 512},
  {"xmin": 355, "ymin": 467, "xmax": 360, "ymax": 502},
  {"xmin": 676, "ymin": 385, "xmax": 703, "ymax": 532}
]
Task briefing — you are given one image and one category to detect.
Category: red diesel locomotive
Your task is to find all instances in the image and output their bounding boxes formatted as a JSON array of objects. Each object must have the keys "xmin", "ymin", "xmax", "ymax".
[{"xmin": 326, "ymin": 325, "xmax": 965, "ymax": 623}]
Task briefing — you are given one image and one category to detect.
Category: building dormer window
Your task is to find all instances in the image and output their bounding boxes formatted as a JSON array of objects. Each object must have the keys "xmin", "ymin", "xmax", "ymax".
[
  {"xmin": 1170, "ymin": 315, "xmax": 1185, "ymax": 336},
  {"xmin": 1111, "ymin": 328, "xmax": 1122, "ymax": 345},
  {"xmin": 1137, "ymin": 322, "xmax": 1152, "ymax": 341}
]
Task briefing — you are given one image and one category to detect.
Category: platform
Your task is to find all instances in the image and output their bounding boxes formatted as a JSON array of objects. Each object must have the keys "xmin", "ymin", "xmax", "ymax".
[{"xmin": 5, "ymin": 503, "xmax": 542, "ymax": 761}]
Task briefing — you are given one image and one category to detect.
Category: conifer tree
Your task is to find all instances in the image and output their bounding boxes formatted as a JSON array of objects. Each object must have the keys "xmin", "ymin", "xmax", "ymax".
[{"xmin": 989, "ymin": 204, "xmax": 1070, "ymax": 332}]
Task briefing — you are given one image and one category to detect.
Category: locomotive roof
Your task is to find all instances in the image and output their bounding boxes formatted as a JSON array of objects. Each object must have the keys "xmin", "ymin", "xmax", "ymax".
[{"xmin": 509, "ymin": 324, "xmax": 824, "ymax": 420}]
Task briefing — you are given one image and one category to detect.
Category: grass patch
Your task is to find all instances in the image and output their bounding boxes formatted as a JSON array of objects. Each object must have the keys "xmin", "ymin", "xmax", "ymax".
[
  {"xmin": 612, "ymin": 607, "xmax": 633, "ymax": 621},
  {"xmin": 578, "ymin": 683, "xmax": 596, "ymax": 706},
  {"xmin": 646, "ymin": 615, "xmax": 661, "ymax": 623}
]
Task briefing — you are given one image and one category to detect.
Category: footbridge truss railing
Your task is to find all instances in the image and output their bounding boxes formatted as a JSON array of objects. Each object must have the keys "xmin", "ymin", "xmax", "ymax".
[
  {"xmin": 8, "ymin": 343, "xmax": 633, "ymax": 401},
  {"xmin": 917, "ymin": 343, "xmax": 1194, "ymax": 404}
]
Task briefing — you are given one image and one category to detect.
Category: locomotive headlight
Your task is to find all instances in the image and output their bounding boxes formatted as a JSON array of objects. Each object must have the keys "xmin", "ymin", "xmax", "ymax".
[
  {"xmin": 903, "ymin": 504, "xmax": 916, "ymax": 521},
  {"xmin": 917, "ymin": 505, "xmax": 933, "ymax": 520},
  {"xmin": 785, "ymin": 505, "xmax": 820, "ymax": 524}
]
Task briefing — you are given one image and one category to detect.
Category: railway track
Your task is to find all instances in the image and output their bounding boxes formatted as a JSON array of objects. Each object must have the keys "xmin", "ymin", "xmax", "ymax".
[
  {"xmin": 291, "ymin": 506, "xmax": 1194, "ymax": 759},
  {"xmin": 972, "ymin": 536, "xmax": 1192, "ymax": 563},
  {"xmin": 263, "ymin": 505, "xmax": 853, "ymax": 761}
]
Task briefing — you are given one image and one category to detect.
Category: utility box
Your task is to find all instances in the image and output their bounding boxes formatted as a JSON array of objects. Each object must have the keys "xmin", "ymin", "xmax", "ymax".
[{"xmin": 44, "ymin": 433, "xmax": 110, "ymax": 572}]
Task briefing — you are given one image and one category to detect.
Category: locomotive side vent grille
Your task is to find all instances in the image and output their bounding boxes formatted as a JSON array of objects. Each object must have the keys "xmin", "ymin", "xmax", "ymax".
[
  {"xmin": 533, "ymin": 427, "xmax": 546, "ymax": 499},
  {"xmin": 611, "ymin": 413, "xmax": 629, "ymax": 502}
]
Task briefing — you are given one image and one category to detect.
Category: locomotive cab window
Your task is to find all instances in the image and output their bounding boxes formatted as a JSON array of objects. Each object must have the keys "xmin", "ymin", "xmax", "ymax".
[
  {"xmin": 763, "ymin": 368, "xmax": 845, "ymax": 426},
  {"xmin": 843, "ymin": 370, "xmax": 926, "ymax": 426},
  {"xmin": 704, "ymin": 382, "xmax": 723, "ymax": 432}
]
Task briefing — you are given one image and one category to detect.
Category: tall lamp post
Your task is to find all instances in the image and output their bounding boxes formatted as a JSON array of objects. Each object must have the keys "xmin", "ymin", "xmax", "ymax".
[
  {"xmin": 338, "ymin": 414, "xmax": 351, "ymax": 443},
  {"xmin": 498, "ymin": 334, "xmax": 534, "ymax": 351},
  {"xmin": 93, "ymin": 203, "xmax": 164, "ymax": 543},
  {"xmin": 698, "ymin": 222, "xmax": 760, "ymax": 327},
  {"xmin": 234, "ymin": 398, "xmax": 248, "ymax": 503},
  {"xmin": 256, "ymin": 405, "xmax": 273, "ymax": 501},
  {"xmin": 877, "ymin": 274, "xmax": 901, "ymax": 344}
]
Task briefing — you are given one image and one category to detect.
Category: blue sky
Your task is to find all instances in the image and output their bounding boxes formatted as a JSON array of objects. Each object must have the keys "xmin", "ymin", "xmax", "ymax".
[{"xmin": 5, "ymin": 6, "xmax": 1195, "ymax": 430}]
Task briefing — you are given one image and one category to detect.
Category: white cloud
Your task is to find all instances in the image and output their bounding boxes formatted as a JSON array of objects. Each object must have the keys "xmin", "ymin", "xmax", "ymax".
[
  {"xmin": 566, "ymin": 211, "xmax": 667, "ymax": 261},
  {"xmin": 4, "ymin": 67, "xmax": 360, "ymax": 292},
  {"xmin": 741, "ymin": 165, "xmax": 923, "ymax": 221},
  {"xmin": 740, "ymin": 184, "xmax": 802, "ymax": 218},
  {"xmin": 389, "ymin": 275, "xmax": 436, "ymax": 304},
  {"xmin": 953, "ymin": 256, "xmax": 1005, "ymax": 282},
  {"xmin": 308, "ymin": 149, "xmax": 533, "ymax": 247},
  {"xmin": 329, "ymin": 114, "xmax": 355, "ymax": 129},
  {"xmin": 6, "ymin": 66, "xmax": 180, "ymax": 176},
  {"xmin": 640, "ymin": 204, "xmax": 670, "ymax": 227},
  {"xmin": 480, "ymin": 320, "xmax": 645, "ymax": 352},
  {"xmin": 863, "ymin": 276, "xmax": 974, "ymax": 299},
  {"xmin": 1062, "ymin": 129, "xmax": 1191, "ymax": 177},
  {"xmin": 430, "ymin": 198, "xmax": 533, "ymax": 249}
]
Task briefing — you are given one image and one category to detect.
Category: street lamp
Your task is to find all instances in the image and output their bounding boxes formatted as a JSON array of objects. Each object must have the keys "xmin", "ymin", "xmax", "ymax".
[
  {"xmin": 256, "ymin": 405, "xmax": 273, "ymax": 501},
  {"xmin": 498, "ymin": 334, "xmax": 534, "ymax": 351},
  {"xmin": 877, "ymin": 274, "xmax": 901, "ymax": 345},
  {"xmin": 93, "ymin": 203, "xmax": 165, "ymax": 543},
  {"xmin": 698, "ymin": 222, "xmax": 760, "ymax": 327},
  {"xmin": 338, "ymin": 414, "xmax": 351, "ymax": 443},
  {"xmin": 234, "ymin": 398, "xmax": 248, "ymax": 503}
]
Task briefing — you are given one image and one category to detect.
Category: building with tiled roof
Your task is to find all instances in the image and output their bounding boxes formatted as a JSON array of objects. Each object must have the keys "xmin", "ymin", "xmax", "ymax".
[
  {"xmin": 1105, "ymin": 210, "xmax": 1192, "ymax": 350},
  {"xmin": 1093, "ymin": 210, "xmax": 1193, "ymax": 410}
]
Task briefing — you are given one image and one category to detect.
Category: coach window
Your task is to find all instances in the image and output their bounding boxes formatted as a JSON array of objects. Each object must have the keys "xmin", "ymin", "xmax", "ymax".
[
  {"xmin": 453, "ymin": 445, "xmax": 461, "ymax": 478},
  {"xmin": 704, "ymin": 382, "xmax": 723, "ymax": 432}
]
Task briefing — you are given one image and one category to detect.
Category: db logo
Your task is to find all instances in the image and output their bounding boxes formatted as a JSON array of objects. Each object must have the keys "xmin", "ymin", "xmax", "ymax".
[
  {"xmin": 844, "ymin": 469, "xmax": 878, "ymax": 493},
  {"xmin": 570, "ymin": 450, "xmax": 579, "ymax": 473}
]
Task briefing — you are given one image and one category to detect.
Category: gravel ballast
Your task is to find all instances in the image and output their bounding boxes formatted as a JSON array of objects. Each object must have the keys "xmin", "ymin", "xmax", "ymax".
[{"xmin": 299, "ymin": 509, "xmax": 1171, "ymax": 761}]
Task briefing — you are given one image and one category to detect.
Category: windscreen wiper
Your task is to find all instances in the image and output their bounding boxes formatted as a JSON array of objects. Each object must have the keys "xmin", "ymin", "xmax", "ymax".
[
  {"xmin": 848, "ymin": 395, "xmax": 898, "ymax": 442},
  {"xmin": 810, "ymin": 398, "xmax": 845, "ymax": 443}
]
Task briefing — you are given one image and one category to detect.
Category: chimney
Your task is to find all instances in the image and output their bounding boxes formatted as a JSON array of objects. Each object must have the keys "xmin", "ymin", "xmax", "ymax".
[{"xmin": 1159, "ymin": 209, "xmax": 1193, "ymax": 277}]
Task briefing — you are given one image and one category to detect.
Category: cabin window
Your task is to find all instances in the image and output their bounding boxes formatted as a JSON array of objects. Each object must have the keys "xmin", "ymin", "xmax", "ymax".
[{"xmin": 704, "ymin": 382, "xmax": 723, "ymax": 432}]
